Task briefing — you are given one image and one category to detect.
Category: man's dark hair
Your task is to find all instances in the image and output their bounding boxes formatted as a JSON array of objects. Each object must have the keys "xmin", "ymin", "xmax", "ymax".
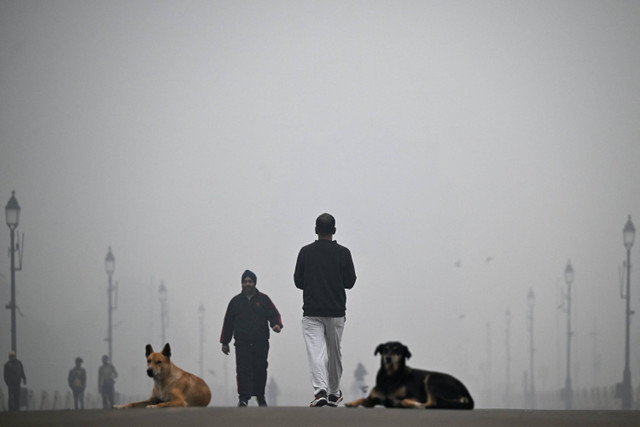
[{"xmin": 315, "ymin": 213, "xmax": 336, "ymax": 235}]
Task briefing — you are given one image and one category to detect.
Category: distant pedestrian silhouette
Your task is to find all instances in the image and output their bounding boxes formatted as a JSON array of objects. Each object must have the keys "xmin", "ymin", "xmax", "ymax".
[
  {"xmin": 3, "ymin": 351, "xmax": 26, "ymax": 411},
  {"xmin": 68, "ymin": 357, "xmax": 86, "ymax": 409},
  {"xmin": 266, "ymin": 378, "xmax": 280, "ymax": 406},
  {"xmin": 351, "ymin": 362, "xmax": 369, "ymax": 400},
  {"xmin": 98, "ymin": 355, "xmax": 117, "ymax": 408}
]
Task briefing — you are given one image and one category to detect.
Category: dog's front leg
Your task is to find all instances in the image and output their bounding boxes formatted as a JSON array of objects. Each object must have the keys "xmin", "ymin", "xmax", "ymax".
[
  {"xmin": 147, "ymin": 399, "xmax": 187, "ymax": 408},
  {"xmin": 113, "ymin": 397, "xmax": 161, "ymax": 409},
  {"xmin": 400, "ymin": 398, "xmax": 426, "ymax": 409},
  {"xmin": 346, "ymin": 390, "xmax": 384, "ymax": 408},
  {"xmin": 345, "ymin": 398, "xmax": 367, "ymax": 407}
]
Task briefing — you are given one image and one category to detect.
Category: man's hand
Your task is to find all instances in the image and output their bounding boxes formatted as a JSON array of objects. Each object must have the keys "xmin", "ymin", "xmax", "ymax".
[
  {"xmin": 272, "ymin": 325, "xmax": 281, "ymax": 333},
  {"xmin": 221, "ymin": 344, "xmax": 230, "ymax": 355}
]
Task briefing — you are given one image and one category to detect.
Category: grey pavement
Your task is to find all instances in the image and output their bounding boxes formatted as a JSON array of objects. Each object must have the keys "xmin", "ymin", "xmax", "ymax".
[{"xmin": 1, "ymin": 407, "xmax": 639, "ymax": 427}]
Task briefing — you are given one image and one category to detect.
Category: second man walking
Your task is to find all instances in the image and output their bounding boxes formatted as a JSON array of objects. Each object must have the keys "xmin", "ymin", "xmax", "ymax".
[{"xmin": 221, "ymin": 270, "xmax": 283, "ymax": 407}]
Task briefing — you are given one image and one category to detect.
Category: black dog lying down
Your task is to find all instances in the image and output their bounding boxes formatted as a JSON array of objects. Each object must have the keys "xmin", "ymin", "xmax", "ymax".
[{"xmin": 345, "ymin": 341, "xmax": 474, "ymax": 409}]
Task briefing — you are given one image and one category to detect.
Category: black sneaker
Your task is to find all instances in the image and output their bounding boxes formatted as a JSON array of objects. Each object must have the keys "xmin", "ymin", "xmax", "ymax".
[
  {"xmin": 238, "ymin": 400, "xmax": 248, "ymax": 407},
  {"xmin": 309, "ymin": 390, "xmax": 328, "ymax": 407},
  {"xmin": 327, "ymin": 390, "xmax": 343, "ymax": 407},
  {"xmin": 257, "ymin": 396, "xmax": 268, "ymax": 407}
]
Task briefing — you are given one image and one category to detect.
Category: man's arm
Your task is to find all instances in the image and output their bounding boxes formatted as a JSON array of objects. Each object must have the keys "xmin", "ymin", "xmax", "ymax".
[
  {"xmin": 343, "ymin": 249, "xmax": 356, "ymax": 289},
  {"xmin": 19, "ymin": 361, "xmax": 26, "ymax": 383},
  {"xmin": 263, "ymin": 295, "xmax": 283, "ymax": 332},
  {"xmin": 293, "ymin": 249, "xmax": 305, "ymax": 290},
  {"xmin": 219, "ymin": 300, "xmax": 235, "ymax": 349}
]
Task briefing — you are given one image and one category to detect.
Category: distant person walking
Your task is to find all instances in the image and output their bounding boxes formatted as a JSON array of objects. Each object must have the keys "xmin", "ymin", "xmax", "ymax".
[
  {"xmin": 266, "ymin": 378, "xmax": 280, "ymax": 407},
  {"xmin": 98, "ymin": 355, "xmax": 117, "ymax": 408},
  {"xmin": 351, "ymin": 362, "xmax": 369, "ymax": 400},
  {"xmin": 3, "ymin": 351, "xmax": 26, "ymax": 411},
  {"xmin": 68, "ymin": 357, "xmax": 86, "ymax": 409},
  {"xmin": 220, "ymin": 270, "xmax": 283, "ymax": 407},
  {"xmin": 294, "ymin": 213, "xmax": 356, "ymax": 407}
]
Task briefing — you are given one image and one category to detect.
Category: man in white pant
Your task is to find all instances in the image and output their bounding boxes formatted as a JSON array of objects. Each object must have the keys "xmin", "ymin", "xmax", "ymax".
[{"xmin": 294, "ymin": 213, "xmax": 357, "ymax": 407}]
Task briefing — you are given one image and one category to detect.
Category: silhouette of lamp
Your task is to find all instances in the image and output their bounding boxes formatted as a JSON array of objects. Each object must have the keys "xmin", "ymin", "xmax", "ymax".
[
  {"xmin": 159, "ymin": 282, "xmax": 168, "ymax": 344},
  {"xmin": 563, "ymin": 260, "xmax": 574, "ymax": 409},
  {"xmin": 621, "ymin": 216, "xmax": 635, "ymax": 409},
  {"xmin": 5, "ymin": 191, "xmax": 21, "ymax": 352},
  {"xmin": 105, "ymin": 247, "xmax": 115, "ymax": 362}
]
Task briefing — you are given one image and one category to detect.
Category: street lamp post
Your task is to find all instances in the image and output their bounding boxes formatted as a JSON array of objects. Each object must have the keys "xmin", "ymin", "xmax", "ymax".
[
  {"xmin": 5, "ymin": 191, "xmax": 22, "ymax": 353},
  {"xmin": 159, "ymin": 282, "xmax": 167, "ymax": 344},
  {"xmin": 505, "ymin": 308, "xmax": 511, "ymax": 408},
  {"xmin": 105, "ymin": 247, "xmax": 115, "ymax": 362},
  {"xmin": 527, "ymin": 288, "xmax": 536, "ymax": 409},
  {"xmin": 563, "ymin": 260, "xmax": 574, "ymax": 410},
  {"xmin": 621, "ymin": 215, "xmax": 635, "ymax": 409},
  {"xmin": 198, "ymin": 303, "xmax": 205, "ymax": 377}
]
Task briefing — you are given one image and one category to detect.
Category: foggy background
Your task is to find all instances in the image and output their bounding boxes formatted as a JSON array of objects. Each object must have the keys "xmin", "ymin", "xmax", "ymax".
[{"xmin": 1, "ymin": 0, "xmax": 639, "ymax": 408}]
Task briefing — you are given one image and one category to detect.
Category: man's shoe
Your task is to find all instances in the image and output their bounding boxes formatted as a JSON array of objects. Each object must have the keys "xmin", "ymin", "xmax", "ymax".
[
  {"xmin": 309, "ymin": 390, "xmax": 328, "ymax": 407},
  {"xmin": 327, "ymin": 390, "xmax": 343, "ymax": 407},
  {"xmin": 238, "ymin": 400, "xmax": 248, "ymax": 407},
  {"xmin": 257, "ymin": 396, "xmax": 268, "ymax": 407}
]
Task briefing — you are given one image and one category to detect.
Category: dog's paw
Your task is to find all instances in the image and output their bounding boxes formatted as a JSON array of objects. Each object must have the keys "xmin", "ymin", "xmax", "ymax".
[
  {"xmin": 145, "ymin": 404, "xmax": 158, "ymax": 408},
  {"xmin": 401, "ymin": 398, "xmax": 424, "ymax": 408},
  {"xmin": 112, "ymin": 405, "xmax": 125, "ymax": 409}
]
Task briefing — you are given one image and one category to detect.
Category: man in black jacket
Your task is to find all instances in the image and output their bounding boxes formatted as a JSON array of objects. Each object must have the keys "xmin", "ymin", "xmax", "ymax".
[
  {"xmin": 294, "ymin": 213, "xmax": 357, "ymax": 407},
  {"xmin": 220, "ymin": 270, "xmax": 282, "ymax": 407},
  {"xmin": 4, "ymin": 351, "xmax": 26, "ymax": 411}
]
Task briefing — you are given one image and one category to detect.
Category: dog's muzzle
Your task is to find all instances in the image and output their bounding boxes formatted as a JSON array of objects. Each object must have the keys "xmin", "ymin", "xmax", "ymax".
[{"xmin": 147, "ymin": 368, "xmax": 154, "ymax": 378}]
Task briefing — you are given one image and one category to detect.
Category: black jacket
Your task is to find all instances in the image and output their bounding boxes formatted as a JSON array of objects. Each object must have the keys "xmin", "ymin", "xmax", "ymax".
[
  {"xmin": 220, "ymin": 290, "xmax": 282, "ymax": 345},
  {"xmin": 4, "ymin": 359, "xmax": 26, "ymax": 388},
  {"xmin": 294, "ymin": 239, "xmax": 356, "ymax": 317}
]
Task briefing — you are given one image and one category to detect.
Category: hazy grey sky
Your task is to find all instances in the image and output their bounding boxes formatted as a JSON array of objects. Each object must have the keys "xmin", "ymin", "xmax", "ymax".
[{"xmin": 1, "ymin": 1, "xmax": 639, "ymax": 407}]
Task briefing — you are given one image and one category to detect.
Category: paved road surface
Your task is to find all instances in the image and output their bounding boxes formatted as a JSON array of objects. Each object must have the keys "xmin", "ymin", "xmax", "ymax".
[{"xmin": 1, "ymin": 407, "xmax": 638, "ymax": 426}]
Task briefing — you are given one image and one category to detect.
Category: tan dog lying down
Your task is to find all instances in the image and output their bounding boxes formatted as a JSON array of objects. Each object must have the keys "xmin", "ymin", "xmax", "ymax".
[{"xmin": 114, "ymin": 343, "xmax": 211, "ymax": 408}]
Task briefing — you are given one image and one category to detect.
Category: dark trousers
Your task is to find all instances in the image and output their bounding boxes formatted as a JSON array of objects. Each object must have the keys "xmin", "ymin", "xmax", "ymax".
[
  {"xmin": 235, "ymin": 341, "xmax": 269, "ymax": 402},
  {"xmin": 7, "ymin": 385, "xmax": 20, "ymax": 411},
  {"xmin": 101, "ymin": 382, "xmax": 115, "ymax": 408},
  {"xmin": 72, "ymin": 389, "xmax": 84, "ymax": 410}
]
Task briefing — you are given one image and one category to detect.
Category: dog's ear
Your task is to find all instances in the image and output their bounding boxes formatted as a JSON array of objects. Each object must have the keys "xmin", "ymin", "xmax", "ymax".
[
  {"xmin": 162, "ymin": 343, "xmax": 171, "ymax": 359},
  {"xmin": 402, "ymin": 344, "xmax": 412, "ymax": 360},
  {"xmin": 374, "ymin": 344, "xmax": 384, "ymax": 356},
  {"xmin": 145, "ymin": 344, "xmax": 153, "ymax": 357}
]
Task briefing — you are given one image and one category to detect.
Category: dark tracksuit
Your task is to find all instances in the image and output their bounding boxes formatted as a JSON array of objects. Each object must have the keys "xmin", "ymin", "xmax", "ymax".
[
  {"xmin": 220, "ymin": 291, "xmax": 282, "ymax": 402},
  {"xmin": 4, "ymin": 359, "xmax": 26, "ymax": 411}
]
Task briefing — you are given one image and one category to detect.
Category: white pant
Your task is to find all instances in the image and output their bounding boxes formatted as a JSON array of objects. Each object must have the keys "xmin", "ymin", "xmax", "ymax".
[{"xmin": 302, "ymin": 316, "xmax": 345, "ymax": 396}]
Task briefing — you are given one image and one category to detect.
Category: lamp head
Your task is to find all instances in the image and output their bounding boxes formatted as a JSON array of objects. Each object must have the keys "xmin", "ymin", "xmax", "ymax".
[
  {"xmin": 159, "ymin": 282, "xmax": 167, "ymax": 302},
  {"xmin": 527, "ymin": 288, "xmax": 535, "ymax": 308},
  {"xmin": 564, "ymin": 260, "xmax": 574, "ymax": 286},
  {"xmin": 623, "ymin": 215, "xmax": 635, "ymax": 250},
  {"xmin": 105, "ymin": 247, "xmax": 115, "ymax": 276},
  {"xmin": 5, "ymin": 191, "xmax": 20, "ymax": 230}
]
